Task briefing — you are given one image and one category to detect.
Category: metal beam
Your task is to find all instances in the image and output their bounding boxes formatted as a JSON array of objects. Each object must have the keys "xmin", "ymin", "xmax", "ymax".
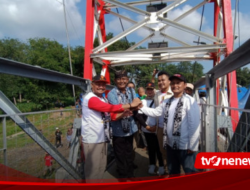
[
  {"xmin": 103, "ymin": 0, "xmax": 150, "ymax": 16},
  {"xmin": 0, "ymin": 91, "xmax": 82, "ymax": 180},
  {"xmin": 158, "ymin": 16, "xmax": 222, "ymax": 42},
  {"xmin": 93, "ymin": 18, "xmax": 150, "ymax": 53},
  {"xmin": 0, "ymin": 58, "xmax": 114, "ymax": 91},
  {"xmin": 126, "ymin": 34, "xmax": 155, "ymax": 51},
  {"xmin": 161, "ymin": 55, "xmax": 212, "ymax": 60},
  {"xmin": 84, "ymin": 0, "xmax": 95, "ymax": 80},
  {"xmin": 2, "ymin": 117, "xmax": 7, "ymax": 166},
  {"xmin": 107, "ymin": 10, "xmax": 154, "ymax": 32},
  {"xmin": 109, "ymin": 57, "xmax": 212, "ymax": 66},
  {"xmin": 157, "ymin": 0, "xmax": 187, "ymax": 16},
  {"xmin": 194, "ymin": 76, "xmax": 206, "ymax": 89},
  {"xmin": 160, "ymin": 32, "xmax": 190, "ymax": 46},
  {"xmin": 104, "ymin": 0, "xmax": 172, "ymax": 8},
  {"xmin": 205, "ymin": 74, "xmax": 217, "ymax": 152},
  {"xmin": 159, "ymin": 0, "xmax": 208, "ymax": 31},
  {"xmin": 207, "ymin": 38, "xmax": 250, "ymax": 80},
  {"xmin": 91, "ymin": 44, "xmax": 226, "ymax": 57},
  {"xmin": 161, "ymin": 50, "xmax": 214, "ymax": 57}
]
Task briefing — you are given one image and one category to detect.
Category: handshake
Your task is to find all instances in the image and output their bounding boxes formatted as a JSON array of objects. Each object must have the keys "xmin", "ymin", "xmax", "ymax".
[
  {"xmin": 120, "ymin": 98, "xmax": 143, "ymax": 118},
  {"xmin": 130, "ymin": 98, "xmax": 143, "ymax": 110}
]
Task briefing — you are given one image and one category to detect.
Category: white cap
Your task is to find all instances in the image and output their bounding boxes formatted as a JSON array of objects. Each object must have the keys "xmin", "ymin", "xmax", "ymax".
[
  {"xmin": 56, "ymin": 127, "xmax": 59, "ymax": 130},
  {"xmin": 186, "ymin": 83, "xmax": 194, "ymax": 90}
]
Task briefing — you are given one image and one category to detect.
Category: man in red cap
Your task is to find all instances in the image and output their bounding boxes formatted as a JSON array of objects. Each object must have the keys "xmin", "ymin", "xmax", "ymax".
[
  {"xmin": 81, "ymin": 75, "xmax": 141, "ymax": 183},
  {"xmin": 140, "ymin": 74, "xmax": 200, "ymax": 176}
]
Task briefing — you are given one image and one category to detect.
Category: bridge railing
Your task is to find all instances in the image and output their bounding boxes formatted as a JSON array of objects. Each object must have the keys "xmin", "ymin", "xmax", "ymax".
[
  {"xmin": 199, "ymin": 103, "xmax": 250, "ymax": 153},
  {"xmin": 0, "ymin": 108, "xmax": 81, "ymax": 180}
]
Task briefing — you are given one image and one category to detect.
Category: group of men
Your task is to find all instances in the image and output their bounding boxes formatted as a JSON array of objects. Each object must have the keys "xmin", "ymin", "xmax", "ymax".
[{"xmin": 81, "ymin": 69, "xmax": 200, "ymax": 182}]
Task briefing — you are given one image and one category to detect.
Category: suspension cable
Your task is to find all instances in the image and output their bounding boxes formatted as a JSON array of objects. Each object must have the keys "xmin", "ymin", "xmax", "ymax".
[
  {"xmin": 63, "ymin": 0, "xmax": 76, "ymax": 104},
  {"xmin": 237, "ymin": 0, "xmax": 241, "ymax": 47},
  {"xmin": 116, "ymin": 8, "xmax": 130, "ymax": 48}
]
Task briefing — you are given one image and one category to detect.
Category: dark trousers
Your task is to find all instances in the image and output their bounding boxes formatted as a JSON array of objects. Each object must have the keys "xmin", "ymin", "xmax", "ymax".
[
  {"xmin": 113, "ymin": 135, "xmax": 134, "ymax": 178},
  {"xmin": 55, "ymin": 138, "xmax": 61, "ymax": 147},
  {"xmin": 166, "ymin": 145, "xmax": 197, "ymax": 176},
  {"xmin": 144, "ymin": 132, "xmax": 164, "ymax": 166}
]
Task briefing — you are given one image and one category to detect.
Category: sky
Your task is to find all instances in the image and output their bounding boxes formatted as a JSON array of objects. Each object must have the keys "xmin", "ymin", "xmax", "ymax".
[{"xmin": 0, "ymin": 0, "xmax": 250, "ymax": 73}]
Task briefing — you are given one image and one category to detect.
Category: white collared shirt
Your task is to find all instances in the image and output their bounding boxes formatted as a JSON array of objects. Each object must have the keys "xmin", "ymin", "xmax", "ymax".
[
  {"xmin": 139, "ymin": 99, "xmax": 157, "ymax": 133},
  {"xmin": 141, "ymin": 94, "xmax": 200, "ymax": 151},
  {"xmin": 155, "ymin": 88, "xmax": 173, "ymax": 128}
]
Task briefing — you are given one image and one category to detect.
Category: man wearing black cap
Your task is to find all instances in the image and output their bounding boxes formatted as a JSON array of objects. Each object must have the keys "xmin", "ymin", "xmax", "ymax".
[
  {"xmin": 140, "ymin": 74, "xmax": 200, "ymax": 176},
  {"xmin": 81, "ymin": 75, "xmax": 141, "ymax": 182},
  {"xmin": 107, "ymin": 70, "xmax": 139, "ymax": 179}
]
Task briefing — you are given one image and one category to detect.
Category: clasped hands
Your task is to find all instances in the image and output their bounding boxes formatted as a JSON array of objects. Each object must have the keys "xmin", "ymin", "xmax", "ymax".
[
  {"xmin": 121, "ymin": 98, "xmax": 143, "ymax": 118},
  {"xmin": 130, "ymin": 98, "xmax": 143, "ymax": 110}
]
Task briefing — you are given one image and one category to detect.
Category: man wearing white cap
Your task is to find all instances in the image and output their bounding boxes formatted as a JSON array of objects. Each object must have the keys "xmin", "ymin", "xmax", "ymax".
[{"xmin": 185, "ymin": 83, "xmax": 194, "ymax": 96}]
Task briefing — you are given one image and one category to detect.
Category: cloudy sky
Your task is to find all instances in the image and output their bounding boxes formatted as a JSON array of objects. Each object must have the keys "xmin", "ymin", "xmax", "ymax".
[{"xmin": 0, "ymin": 0, "xmax": 249, "ymax": 72}]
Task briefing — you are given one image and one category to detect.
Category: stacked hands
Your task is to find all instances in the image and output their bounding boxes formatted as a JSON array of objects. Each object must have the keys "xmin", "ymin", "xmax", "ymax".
[
  {"xmin": 121, "ymin": 98, "xmax": 143, "ymax": 118},
  {"xmin": 120, "ymin": 99, "xmax": 156, "ymax": 132}
]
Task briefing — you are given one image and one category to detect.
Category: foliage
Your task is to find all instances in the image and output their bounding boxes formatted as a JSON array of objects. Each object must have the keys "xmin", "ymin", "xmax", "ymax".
[
  {"xmin": 17, "ymin": 102, "xmax": 43, "ymax": 112},
  {"xmin": 236, "ymin": 67, "xmax": 250, "ymax": 87},
  {"xmin": 0, "ymin": 35, "xmax": 205, "ymax": 110},
  {"xmin": 0, "ymin": 38, "xmax": 84, "ymax": 110}
]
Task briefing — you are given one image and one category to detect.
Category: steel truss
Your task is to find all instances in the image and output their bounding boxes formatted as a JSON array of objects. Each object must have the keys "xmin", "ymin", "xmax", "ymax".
[{"xmin": 84, "ymin": 0, "xmax": 239, "ymax": 131}]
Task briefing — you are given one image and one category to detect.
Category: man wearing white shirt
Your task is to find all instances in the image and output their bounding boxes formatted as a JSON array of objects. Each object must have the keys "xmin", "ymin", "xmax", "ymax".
[
  {"xmin": 152, "ymin": 70, "xmax": 173, "ymax": 173},
  {"xmin": 81, "ymin": 75, "xmax": 141, "ymax": 182},
  {"xmin": 141, "ymin": 74, "xmax": 200, "ymax": 175}
]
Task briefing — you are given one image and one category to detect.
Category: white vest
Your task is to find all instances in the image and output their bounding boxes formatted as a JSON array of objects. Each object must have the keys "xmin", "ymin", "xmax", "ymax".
[{"xmin": 81, "ymin": 92, "xmax": 106, "ymax": 143}]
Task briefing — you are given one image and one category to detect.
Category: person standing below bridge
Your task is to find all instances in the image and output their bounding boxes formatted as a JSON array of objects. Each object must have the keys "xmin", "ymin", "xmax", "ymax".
[
  {"xmin": 43, "ymin": 153, "xmax": 54, "ymax": 177},
  {"xmin": 81, "ymin": 75, "xmax": 141, "ymax": 183},
  {"xmin": 55, "ymin": 128, "xmax": 63, "ymax": 148},
  {"xmin": 108, "ymin": 70, "xmax": 139, "ymax": 179},
  {"xmin": 151, "ymin": 69, "xmax": 173, "ymax": 174},
  {"xmin": 141, "ymin": 74, "xmax": 200, "ymax": 176}
]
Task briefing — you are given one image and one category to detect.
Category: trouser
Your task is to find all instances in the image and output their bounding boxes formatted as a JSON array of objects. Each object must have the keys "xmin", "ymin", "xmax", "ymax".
[
  {"xmin": 140, "ymin": 130, "xmax": 147, "ymax": 147},
  {"xmin": 166, "ymin": 145, "xmax": 197, "ymax": 176},
  {"xmin": 55, "ymin": 138, "xmax": 61, "ymax": 147},
  {"xmin": 144, "ymin": 132, "xmax": 164, "ymax": 166},
  {"xmin": 83, "ymin": 142, "xmax": 107, "ymax": 183},
  {"xmin": 157, "ymin": 127, "xmax": 167, "ymax": 168},
  {"xmin": 44, "ymin": 165, "xmax": 52, "ymax": 175},
  {"xmin": 113, "ymin": 135, "xmax": 134, "ymax": 178}
]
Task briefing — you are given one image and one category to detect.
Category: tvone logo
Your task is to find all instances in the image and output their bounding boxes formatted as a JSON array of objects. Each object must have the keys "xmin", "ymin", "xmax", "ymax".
[
  {"xmin": 202, "ymin": 156, "xmax": 221, "ymax": 166},
  {"xmin": 201, "ymin": 156, "xmax": 250, "ymax": 166}
]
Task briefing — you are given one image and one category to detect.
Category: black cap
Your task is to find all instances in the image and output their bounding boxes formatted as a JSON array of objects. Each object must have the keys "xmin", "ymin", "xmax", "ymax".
[
  {"xmin": 146, "ymin": 82, "xmax": 155, "ymax": 89},
  {"xmin": 169, "ymin": 74, "xmax": 187, "ymax": 83},
  {"xmin": 92, "ymin": 75, "xmax": 108, "ymax": 83},
  {"xmin": 115, "ymin": 70, "xmax": 128, "ymax": 79}
]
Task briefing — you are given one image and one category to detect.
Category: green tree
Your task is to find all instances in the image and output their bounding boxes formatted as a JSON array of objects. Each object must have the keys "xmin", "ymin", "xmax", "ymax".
[{"xmin": 237, "ymin": 67, "xmax": 250, "ymax": 87}]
